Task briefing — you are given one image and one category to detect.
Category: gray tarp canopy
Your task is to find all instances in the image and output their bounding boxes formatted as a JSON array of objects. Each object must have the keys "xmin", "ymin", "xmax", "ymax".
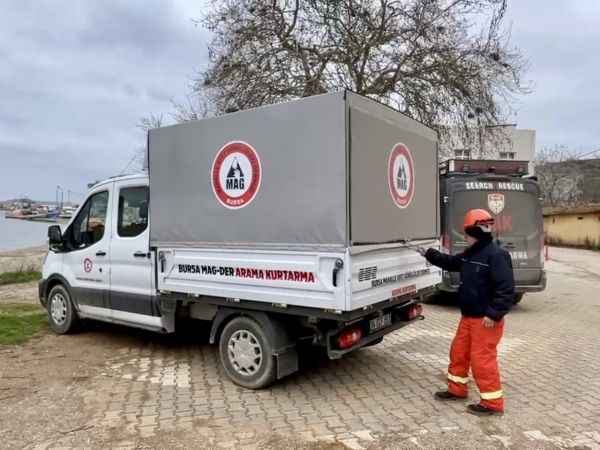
[{"xmin": 148, "ymin": 91, "xmax": 438, "ymax": 250}]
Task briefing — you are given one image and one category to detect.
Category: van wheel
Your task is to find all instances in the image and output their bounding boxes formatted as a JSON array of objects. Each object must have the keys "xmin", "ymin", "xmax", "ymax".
[
  {"xmin": 47, "ymin": 284, "xmax": 79, "ymax": 334},
  {"xmin": 219, "ymin": 316, "xmax": 276, "ymax": 389},
  {"xmin": 514, "ymin": 293, "xmax": 525, "ymax": 304}
]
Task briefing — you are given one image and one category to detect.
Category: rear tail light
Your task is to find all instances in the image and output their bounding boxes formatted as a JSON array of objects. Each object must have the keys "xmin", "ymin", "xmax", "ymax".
[
  {"xmin": 407, "ymin": 304, "xmax": 423, "ymax": 320},
  {"xmin": 337, "ymin": 327, "xmax": 363, "ymax": 349}
]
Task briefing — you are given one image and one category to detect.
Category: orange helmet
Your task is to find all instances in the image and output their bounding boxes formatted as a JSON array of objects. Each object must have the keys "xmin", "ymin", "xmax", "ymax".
[{"xmin": 463, "ymin": 209, "xmax": 494, "ymax": 232}]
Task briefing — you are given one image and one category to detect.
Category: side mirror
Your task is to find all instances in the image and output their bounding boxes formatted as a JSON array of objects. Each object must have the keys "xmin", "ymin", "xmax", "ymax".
[{"xmin": 48, "ymin": 225, "xmax": 63, "ymax": 246}]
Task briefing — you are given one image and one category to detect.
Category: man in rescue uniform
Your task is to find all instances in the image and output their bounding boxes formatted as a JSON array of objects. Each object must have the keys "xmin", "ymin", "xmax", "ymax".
[{"xmin": 418, "ymin": 209, "xmax": 515, "ymax": 416}]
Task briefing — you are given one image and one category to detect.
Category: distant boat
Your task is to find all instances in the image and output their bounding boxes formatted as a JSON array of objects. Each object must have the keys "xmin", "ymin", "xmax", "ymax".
[
  {"xmin": 5, "ymin": 209, "xmax": 41, "ymax": 219},
  {"xmin": 47, "ymin": 209, "xmax": 61, "ymax": 219},
  {"xmin": 59, "ymin": 206, "xmax": 76, "ymax": 219}
]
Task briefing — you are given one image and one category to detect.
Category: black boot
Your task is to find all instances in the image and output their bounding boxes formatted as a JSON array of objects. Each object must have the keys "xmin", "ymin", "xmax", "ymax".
[
  {"xmin": 467, "ymin": 403, "xmax": 503, "ymax": 416},
  {"xmin": 434, "ymin": 390, "xmax": 466, "ymax": 401}
]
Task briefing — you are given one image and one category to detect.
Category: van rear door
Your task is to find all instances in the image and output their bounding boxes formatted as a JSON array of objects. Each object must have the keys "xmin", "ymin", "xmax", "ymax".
[{"xmin": 449, "ymin": 179, "xmax": 544, "ymax": 286}]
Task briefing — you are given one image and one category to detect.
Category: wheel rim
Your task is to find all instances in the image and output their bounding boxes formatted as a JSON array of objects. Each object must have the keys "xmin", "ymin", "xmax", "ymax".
[
  {"xmin": 227, "ymin": 329, "xmax": 263, "ymax": 376},
  {"xmin": 50, "ymin": 293, "xmax": 68, "ymax": 325}
]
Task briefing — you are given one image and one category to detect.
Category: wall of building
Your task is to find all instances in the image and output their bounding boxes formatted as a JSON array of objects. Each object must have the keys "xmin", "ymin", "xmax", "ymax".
[
  {"xmin": 442, "ymin": 125, "xmax": 536, "ymax": 175},
  {"xmin": 544, "ymin": 212, "xmax": 600, "ymax": 247},
  {"xmin": 507, "ymin": 128, "xmax": 536, "ymax": 174}
]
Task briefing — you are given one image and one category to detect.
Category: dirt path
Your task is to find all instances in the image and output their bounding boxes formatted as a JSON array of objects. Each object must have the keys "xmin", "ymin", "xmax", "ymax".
[
  {"xmin": 0, "ymin": 331, "xmax": 128, "ymax": 449},
  {"xmin": 0, "ymin": 281, "xmax": 39, "ymax": 305}
]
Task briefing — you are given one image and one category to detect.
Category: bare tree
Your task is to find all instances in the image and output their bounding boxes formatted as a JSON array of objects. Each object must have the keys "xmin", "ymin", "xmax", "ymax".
[
  {"xmin": 170, "ymin": 94, "xmax": 211, "ymax": 123},
  {"xmin": 535, "ymin": 146, "xmax": 583, "ymax": 207},
  {"xmin": 189, "ymin": 0, "xmax": 529, "ymax": 138},
  {"xmin": 137, "ymin": 113, "xmax": 165, "ymax": 133},
  {"xmin": 122, "ymin": 113, "xmax": 166, "ymax": 174}
]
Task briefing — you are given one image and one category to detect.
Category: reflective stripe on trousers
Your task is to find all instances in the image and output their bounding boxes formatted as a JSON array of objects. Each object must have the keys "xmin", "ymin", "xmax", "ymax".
[{"xmin": 447, "ymin": 316, "xmax": 505, "ymax": 411}]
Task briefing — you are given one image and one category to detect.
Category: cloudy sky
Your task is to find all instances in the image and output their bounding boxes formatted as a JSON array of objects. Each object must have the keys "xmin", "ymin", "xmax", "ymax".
[{"xmin": 1, "ymin": 0, "xmax": 599, "ymax": 201}]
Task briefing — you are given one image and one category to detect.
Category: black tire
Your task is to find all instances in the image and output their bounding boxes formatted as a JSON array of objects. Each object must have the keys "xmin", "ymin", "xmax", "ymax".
[
  {"xmin": 47, "ymin": 284, "xmax": 79, "ymax": 334},
  {"xmin": 363, "ymin": 337, "xmax": 384, "ymax": 348},
  {"xmin": 218, "ymin": 316, "xmax": 277, "ymax": 389},
  {"xmin": 514, "ymin": 293, "xmax": 525, "ymax": 304}
]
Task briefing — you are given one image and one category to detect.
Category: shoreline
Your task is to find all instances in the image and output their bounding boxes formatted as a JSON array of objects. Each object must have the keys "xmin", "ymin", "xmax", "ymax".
[
  {"xmin": 0, "ymin": 245, "xmax": 47, "ymax": 257},
  {"xmin": 0, "ymin": 246, "xmax": 47, "ymax": 274}
]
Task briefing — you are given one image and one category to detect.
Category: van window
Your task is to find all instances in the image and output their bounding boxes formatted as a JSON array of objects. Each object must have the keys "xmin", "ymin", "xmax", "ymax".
[
  {"xmin": 118, "ymin": 186, "xmax": 149, "ymax": 237},
  {"xmin": 452, "ymin": 190, "xmax": 540, "ymax": 239},
  {"xmin": 70, "ymin": 191, "xmax": 109, "ymax": 249}
]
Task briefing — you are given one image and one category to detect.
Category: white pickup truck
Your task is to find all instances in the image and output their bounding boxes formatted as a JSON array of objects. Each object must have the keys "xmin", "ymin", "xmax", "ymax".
[{"xmin": 39, "ymin": 92, "xmax": 441, "ymax": 388}]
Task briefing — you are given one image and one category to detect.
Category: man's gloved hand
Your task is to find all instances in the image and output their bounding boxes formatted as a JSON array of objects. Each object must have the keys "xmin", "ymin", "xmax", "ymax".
[
  {"xmin": 482, "ymin": 316, "xmax": 496, "ymax": 328},
  {"xmin": 415, "ymin": 246, "xmax": 428, "ymax": 257}
]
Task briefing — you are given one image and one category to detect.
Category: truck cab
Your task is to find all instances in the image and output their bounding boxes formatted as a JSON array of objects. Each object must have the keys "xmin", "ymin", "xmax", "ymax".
[
  {"xmin": 438, "ymin": 159, "xmax": 547, "ymax": 301},
  {"xmin": 40, "ymin": 174, "xmax": 163, "ymax": 332}
]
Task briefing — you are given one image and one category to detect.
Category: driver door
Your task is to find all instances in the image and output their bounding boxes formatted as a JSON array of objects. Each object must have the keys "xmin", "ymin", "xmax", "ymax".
[{"xmin": 62, "ymin": 184, "xmax": 112, "ymax": 318}]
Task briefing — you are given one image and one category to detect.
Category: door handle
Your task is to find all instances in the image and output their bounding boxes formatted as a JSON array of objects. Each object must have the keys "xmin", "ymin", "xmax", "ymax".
[
  {"xmin": 96, "ymin": 251, "xmax": 107, "ymax": 256},
  {"xmin": 133, "ymin": 251, "xmax": 150, "ymax": 258},
  {"xmin": 332, "ymin": 259, "xmax": 344, "ymax": 287}
]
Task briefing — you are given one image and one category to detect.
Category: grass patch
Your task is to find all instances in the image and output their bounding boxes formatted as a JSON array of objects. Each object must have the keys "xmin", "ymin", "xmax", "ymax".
[
  {"xmin": 0, "ymin": 270, "xmax": 42, "ymax": 286},
  {"xmin": 0, "ymin": 304, "xmax": 47, "ymax": 345}
]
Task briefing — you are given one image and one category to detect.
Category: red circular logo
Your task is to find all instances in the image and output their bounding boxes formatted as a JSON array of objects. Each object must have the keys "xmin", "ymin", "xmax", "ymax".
[
  {"xmin": 388, "ymin": 143, "xmax": 415, "ymax": 209},
  {"xmin": 211, "ymin": 141, "xmax": 261, "ymax": 209},
  {"xmin": 83, "ymin": 258, "xmax": 93, "ymax": 273}
]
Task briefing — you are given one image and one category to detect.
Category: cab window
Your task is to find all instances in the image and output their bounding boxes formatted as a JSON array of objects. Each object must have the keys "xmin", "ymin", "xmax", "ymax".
[
  {"xmin": 117, "ymin": 186, "xmax": 149, "ymax": 238},
  {"xmin": 70, "ymin": 191, "xmax": 109, "ymax": 249}
]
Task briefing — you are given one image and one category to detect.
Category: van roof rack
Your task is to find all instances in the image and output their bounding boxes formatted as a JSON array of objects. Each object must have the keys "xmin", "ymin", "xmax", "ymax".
[{"xmin": 440, "ymin": 159, "xmax": 529, "ymax": 177}]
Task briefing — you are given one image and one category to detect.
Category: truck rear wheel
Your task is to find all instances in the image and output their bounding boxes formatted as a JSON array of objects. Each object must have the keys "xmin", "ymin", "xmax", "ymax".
[
  {"xmin": 47, "ymin": 284, "xmax": 79, "ymax": 334},
  {"xmin": 219, "ymin": 316, "xmax": 277, "ymax": 389}
]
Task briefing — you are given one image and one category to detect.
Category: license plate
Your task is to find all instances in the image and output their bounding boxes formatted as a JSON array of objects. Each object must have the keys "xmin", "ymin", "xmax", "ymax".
[{"xmin": 369, "ymin": 313, "xmax": 392, "ymax": 333}]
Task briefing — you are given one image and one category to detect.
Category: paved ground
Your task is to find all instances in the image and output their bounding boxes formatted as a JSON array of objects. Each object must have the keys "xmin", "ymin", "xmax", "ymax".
[{"xmin": 1, "ymin": 246, "xmax": 600, "ymax": 449}]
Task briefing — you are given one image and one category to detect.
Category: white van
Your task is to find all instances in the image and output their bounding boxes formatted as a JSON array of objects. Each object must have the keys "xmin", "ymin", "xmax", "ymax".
[{"xmin": 39, "ymin": 92, "xmax": 441, "ymax": 388}]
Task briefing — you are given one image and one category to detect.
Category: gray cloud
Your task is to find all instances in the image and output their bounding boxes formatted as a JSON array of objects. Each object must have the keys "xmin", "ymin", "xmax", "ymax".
[
  {"xmin": 1, "ymin": 1, "xmax": 599, "ymax": 201},
  {"xmin": 0, "ymin": 0, "xmax": 208, "ymax": 201},
  {"xmin": 505, "ymin": 0, "xmax": 600, "ymax": 153}
]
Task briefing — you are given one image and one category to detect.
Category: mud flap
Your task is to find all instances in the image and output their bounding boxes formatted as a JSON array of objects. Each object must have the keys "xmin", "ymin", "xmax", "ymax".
[
  {"xmin": 210, "ymin": 308, "xmax": 299, "ymax": 380},
  {"xmin": 276, "ymin": 347, "xmax": 299, "ymax": 379}
]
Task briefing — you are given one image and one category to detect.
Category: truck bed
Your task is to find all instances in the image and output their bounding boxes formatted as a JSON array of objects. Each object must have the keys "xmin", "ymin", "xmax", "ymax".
[{"xmin": 156, "ymin": 241, "xmax": 441, "ymax": 313}]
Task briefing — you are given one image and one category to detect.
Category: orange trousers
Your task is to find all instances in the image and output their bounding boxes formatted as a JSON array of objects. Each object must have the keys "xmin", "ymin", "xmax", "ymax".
[{"xmin": 447, "ymin": 316, "xmax": 504, "ymax": 411}]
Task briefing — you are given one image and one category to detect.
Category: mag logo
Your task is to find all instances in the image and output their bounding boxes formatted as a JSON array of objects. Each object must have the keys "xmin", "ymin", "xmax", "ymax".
[
  {"xmin": 211, "ymin": 141, "xmax": 261, "ymax": 209},
  {"xmin": 388, "ymin": 143, "xmax": 415, "ymax": 209}
]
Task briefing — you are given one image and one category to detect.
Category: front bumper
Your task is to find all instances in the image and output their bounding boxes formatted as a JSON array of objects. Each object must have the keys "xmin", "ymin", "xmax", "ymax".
[
  {"xmin": 38, "ymin": 279, "xmax": 48, "ymax": 307},
  {"xmin": 326, "ymin": 300, "xmax": 423, "ymax": 359}
]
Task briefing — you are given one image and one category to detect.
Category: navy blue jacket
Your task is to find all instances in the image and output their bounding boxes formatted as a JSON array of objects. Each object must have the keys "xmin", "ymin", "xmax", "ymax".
[{"xmin": 425, "ymin": 237, "xmax": 515, "ymax": 321}]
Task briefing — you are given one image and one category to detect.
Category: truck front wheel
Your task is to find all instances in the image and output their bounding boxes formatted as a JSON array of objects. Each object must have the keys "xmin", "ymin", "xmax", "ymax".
[
  {"xmin": 47, "ymin": 284, "xmax": 79, "ymax": 334},
  {"xmin": 219, "ymin": 316, "xmax": 277, "ymax": 389}
]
